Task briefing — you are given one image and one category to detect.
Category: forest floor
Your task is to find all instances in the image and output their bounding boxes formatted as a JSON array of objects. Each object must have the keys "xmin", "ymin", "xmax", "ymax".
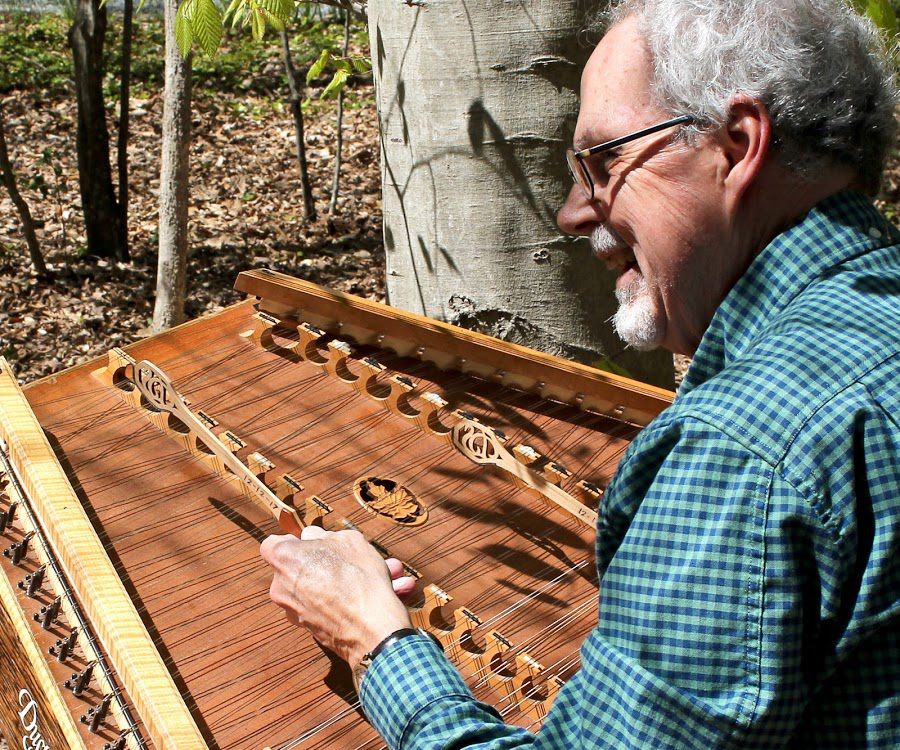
[
  {"xmin": 1, "ymin": 13, "xmax": 899, "ymax": 388},
  {"xmin": 1, "ymin": 83, "xmax": 385, "ymax": 382},
  {"xmin": 0, "ymin": 11, "xmax": 384, "ymax": 383}
]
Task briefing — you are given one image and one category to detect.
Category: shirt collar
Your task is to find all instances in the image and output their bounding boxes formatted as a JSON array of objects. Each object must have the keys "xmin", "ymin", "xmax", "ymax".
[{"xmin": 680, "ymin": 191, "xmax": 899, "ymax": 395}]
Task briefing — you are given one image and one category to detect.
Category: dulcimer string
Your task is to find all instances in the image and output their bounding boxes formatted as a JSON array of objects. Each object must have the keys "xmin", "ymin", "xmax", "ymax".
[
  {"xmin": 303, "ymin": 645, "xmax": 589, "ymax": 750},
  {"xmin": 23, "ymin": 326, "xmax": 627, "ymax": 747},
  {"xmin": 77, "ymin": 490, "xmax": 588, "ymax": 748},
  {"xmin": 274, "ymin": 580, "xmax": 597, "ymax": 750},
  {"xmin": 465, "ymin": 597, "xmax": 596, "ymax": 689},
  {"xmin": 148, "ymin": 333, "xmax": 635, "ymax": 487},
  {"xmin": 116, "ymin": 468, "xmax": 596, "ymax": 744},
  {"xmin": 28, "ymin": 412, "xmax": 596, "ymax": 750}
]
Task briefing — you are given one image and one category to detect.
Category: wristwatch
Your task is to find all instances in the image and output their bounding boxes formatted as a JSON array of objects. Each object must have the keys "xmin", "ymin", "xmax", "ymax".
[{"xmin": 352, "ymin": 627, "xmax": 444, "ymax": 692}]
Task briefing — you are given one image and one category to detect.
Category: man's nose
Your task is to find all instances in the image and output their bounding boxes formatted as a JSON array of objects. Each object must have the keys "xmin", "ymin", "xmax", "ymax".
[{"xmin": 557, "ymin": 182, "xmax": 603, "ymax": 238}]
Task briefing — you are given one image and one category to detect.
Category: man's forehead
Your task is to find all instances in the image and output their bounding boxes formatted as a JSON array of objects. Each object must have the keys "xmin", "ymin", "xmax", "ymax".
[
  {"xmin": 574, "ymin": 18, "xmax": 655, "ymax": 148},
  {"xmin": 574, "ymin": 78, "xmax": 650, "ymax": 149}
]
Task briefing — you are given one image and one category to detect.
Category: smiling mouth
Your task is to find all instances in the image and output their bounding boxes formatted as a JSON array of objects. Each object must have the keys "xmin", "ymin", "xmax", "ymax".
[
  {"xmin": 601, "ymin": 246, "xmax": 638, "ymax": 272},
  {"xmin": 589, "ymin": 225, "xmax": 638, "ymax": 274}
]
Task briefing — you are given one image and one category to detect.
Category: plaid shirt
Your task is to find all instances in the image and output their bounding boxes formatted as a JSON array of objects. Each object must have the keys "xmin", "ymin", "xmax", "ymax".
[{"xmin": 360, "ymin": 191, "xmax": 900, "ymax": 749}]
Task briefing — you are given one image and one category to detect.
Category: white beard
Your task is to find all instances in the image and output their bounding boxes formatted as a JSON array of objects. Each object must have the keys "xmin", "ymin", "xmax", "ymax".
[
  {"xmin": 612, "ymin": 274, "xmax": 665, "ymax": 351},
  {"xmin": 590, "ymin": 225, "xmax": 666, "ymax": 351}
]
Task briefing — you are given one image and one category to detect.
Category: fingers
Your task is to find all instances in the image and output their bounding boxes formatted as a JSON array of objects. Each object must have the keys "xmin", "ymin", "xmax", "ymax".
[
  {"xmin": 391, "ymin": 575, "xmax": 417, "ymax": 598},
  {"xmin": 385, "ymin": 557, "xmax": 405, "ymax": 578},
  {"xmin": 385, "ymin": 558, "xmax": 417, "ymax": 600},
  {"xmin": 258, "ymin": 529, "xmax": 417, "ymax": 663}
]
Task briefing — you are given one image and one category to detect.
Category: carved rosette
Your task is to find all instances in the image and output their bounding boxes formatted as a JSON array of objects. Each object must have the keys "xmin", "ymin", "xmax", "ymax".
[
  {"xmin": 135, "ymin": 362, "xmax": 177, "ymax": 412},
  {"xmin": 353, "ymin": 477, "xmax": 428, "ymax": 526},
  {"xmin": 452, "ymin": 420, "xmax": 501, "ymax": 467}
]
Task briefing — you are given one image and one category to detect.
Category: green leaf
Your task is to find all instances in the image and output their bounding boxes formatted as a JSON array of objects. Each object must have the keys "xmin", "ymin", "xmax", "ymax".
[
  {"xmin": 351, "ymin": 57, "xmax": 371, "ymax": 73},
  {"xmin": 251, "ymin": 7, "xmax": 264, "ymax": 40},
  {"xmin": 222, "ymin": 0, "xmax": 243, "ymax": 26},
  {"xmin": 307, "ymin": 48, "xmax": 330, "ymax": 84},
  {"xmin": 334, "ymin": 57, "xmax": 352, "ymax": 72},
  {"xmin": 192, "ymin": 0, "xmax": 224, "ymax": 56},
  {"xmin": 229, "ymin": 6, "xmax": 246, "ymax": 29},
  {"xmin": 865, "ymin": 0, "xmax": 898, "ymax": 37},
  {"xmin": 260, "ymin": 0, "xmax": 292, "ymax": 25},
  {"xmin": 321, "ymin": 68, "xmax": 349, "ymax": 99},
  {"xmin": 590, "ymin": 358, "xmax": 635, "ymax": 379},
  {"xmin": 175, "ymin": 1, "xmax": 194, "ymax": 58}
]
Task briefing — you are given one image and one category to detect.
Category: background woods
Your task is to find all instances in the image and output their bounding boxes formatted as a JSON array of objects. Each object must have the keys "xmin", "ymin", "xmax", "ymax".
[
  {"xmin": 0, "ymin": 6, "xmax": 383, "ymax": 380},
  {"xmin": 0, "ymin": 0, "xmax": 898, "ymax": 388}
]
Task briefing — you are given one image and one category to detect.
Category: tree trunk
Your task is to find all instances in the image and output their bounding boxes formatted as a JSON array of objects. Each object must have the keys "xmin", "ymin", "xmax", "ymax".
[
  {"xmin": 152, "ymin": 0, "xmax": 192, "ymax": 333},
  {"xmin": 0, "ymin": 104, "xmax": 46, "ymax": 274},
  {"xmin": 329, "ymin": 12, "xmax": 351, "ymax": 214},
  {"xmin": 116, "ymin": 0, "xmax": 134, "ymax": 253},
  {"xmin": 367, "ymin": 0, "xmax": 673, "ymax": 387},
  {"xmin": 280, "ymin": 29, "xmax": 317, "ymax": 221},
  {"xmin": 68, "ymin": 0, "xmax": 127, "ymax": 261}
]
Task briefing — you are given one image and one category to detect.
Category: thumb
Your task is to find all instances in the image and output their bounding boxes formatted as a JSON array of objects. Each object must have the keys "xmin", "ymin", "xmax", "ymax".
[{"xmin": 300, "ymin": 525, "xmax": 331, "ymax": 541}]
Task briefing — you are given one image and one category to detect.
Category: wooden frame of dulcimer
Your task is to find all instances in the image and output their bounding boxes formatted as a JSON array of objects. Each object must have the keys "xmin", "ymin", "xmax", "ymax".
[{"xmin": 1, "ymin": 270, "xmax": 674, "ymax": 750}]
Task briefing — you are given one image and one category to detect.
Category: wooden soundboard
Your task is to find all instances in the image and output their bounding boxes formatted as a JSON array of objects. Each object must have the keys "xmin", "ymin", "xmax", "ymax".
[{"xmin": 0, "ymin": 270, "xmax": 673, "ymax": 750}]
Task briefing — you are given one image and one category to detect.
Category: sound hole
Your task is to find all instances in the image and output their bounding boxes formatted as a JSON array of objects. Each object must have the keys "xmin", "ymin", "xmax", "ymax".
[
  {"xmin": 353, "ymin": 476, "xmax": 428, "ymax": 526},
  {"xmin": 167, "ymin": 414, "xmax": 190, "ymax": 434},
  {"xmin": 113, "ymin": 365, "xmax": 135, "ymax": 392}
]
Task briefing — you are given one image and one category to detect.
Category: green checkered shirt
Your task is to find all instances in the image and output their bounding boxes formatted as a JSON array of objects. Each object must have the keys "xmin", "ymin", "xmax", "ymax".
[{"xmin": 360, "ymin": 191, "xmax": 900, "ymax": 749}]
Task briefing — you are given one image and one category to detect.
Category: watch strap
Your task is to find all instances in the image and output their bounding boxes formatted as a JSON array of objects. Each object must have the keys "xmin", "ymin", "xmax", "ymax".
[
  {"xmin": 352, "ymin": 627, "xmax": 443, "ymax": 693},
  {"xmin": 368, "ymin": 627, "xmax": 443, "ymax": 662}
]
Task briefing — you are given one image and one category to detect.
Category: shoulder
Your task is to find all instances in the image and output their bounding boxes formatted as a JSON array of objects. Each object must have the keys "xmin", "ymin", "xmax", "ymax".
[{"xmin": 649, "ymin": 249, "xmax": 900, "ymax": 533}]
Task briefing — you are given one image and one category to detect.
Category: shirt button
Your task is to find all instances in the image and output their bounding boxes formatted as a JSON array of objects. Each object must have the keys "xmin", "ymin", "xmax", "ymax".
[{"xmin": 869, "ymin": 227, "xmax": 882, "ymax": 239}]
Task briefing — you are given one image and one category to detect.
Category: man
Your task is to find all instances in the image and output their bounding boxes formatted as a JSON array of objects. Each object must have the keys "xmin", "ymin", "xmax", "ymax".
[{"xmin": 261, "ymin": 0, "xmax": 900, "ymax": 747}]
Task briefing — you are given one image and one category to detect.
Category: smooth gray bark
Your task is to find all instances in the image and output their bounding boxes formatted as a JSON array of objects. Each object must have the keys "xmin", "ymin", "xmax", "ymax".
[
  {"xmin": 152, "ymin": 0, "xmax": 192, "ymax": 332},
  {"xmin": 329, "ymin": 11, "xmax": 351, "ymax": 214},
  {"xmin": 368, "ymin": 0, "xmax": 674, "ymax": 387}
]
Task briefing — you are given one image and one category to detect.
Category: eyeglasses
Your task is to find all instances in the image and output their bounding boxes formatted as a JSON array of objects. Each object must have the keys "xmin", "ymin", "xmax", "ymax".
[{"xmin": 566, "ymin": 114, "xmax": 695, "ymax": 200}]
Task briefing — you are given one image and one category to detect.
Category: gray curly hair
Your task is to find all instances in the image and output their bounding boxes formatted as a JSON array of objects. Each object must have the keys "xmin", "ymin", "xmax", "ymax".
[{"xmin": 604, "ymin": 0, "xmax": 898, "ymax": 194}]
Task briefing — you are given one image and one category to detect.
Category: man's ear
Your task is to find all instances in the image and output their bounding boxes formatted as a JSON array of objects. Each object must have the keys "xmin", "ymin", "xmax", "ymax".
[{"xmin": 718, "ymin": 95, "xmax": 773, "ymax": 212}]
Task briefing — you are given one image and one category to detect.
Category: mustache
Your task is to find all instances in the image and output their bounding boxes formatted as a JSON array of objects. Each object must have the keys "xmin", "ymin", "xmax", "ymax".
[{"xmin": 590, "ymin": 224, "xmax": 625, "ymax": 256}]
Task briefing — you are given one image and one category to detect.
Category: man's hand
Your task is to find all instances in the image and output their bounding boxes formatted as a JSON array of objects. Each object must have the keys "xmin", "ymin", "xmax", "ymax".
[{"xmin": 260, "ymin": 526, "xmax": 416, "ymax": 667}]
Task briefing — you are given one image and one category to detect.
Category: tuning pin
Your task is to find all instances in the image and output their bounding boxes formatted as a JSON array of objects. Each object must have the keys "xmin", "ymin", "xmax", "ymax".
[
  {"xmin": 2, "ymin": 500, "xmax": 17, "ymax": 530},
  {"xmin": 18, "ymin": 565, "xmax": 45, "ymax": 596},
  {"xmin": 81, "ymin": 693, "xmax": 112, "ymax": 732},
  {"xmin": 33, "ymin": 596, "xmax": 61, "ymax": 630},
  {"xmin": 50, "ymin": 628, "xmax": 78, "ymax": 662},
  {"xmin": 64, "ymin": 661, "xmax": 95, "ymax": 697},
  {"xmin": 103, "ymin": 730, "xmax": 131, "ymax": 750},
  {"xmin": 5, "ymin": 530, "xmax": 33, "ymax": 565}
]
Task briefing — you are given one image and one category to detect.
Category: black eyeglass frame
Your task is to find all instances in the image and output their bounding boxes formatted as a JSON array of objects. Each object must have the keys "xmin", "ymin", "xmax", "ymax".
[{"xmin": 566, "ymin": 114, "xmax": 695, "ymax": 200}]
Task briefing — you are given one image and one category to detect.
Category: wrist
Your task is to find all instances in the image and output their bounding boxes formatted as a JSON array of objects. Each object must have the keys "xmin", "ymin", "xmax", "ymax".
[
  {"xmin": 347, "ymin": 613, "xmax": 412, "ymax": 668},
  {"xmin": 351, "ymin": 627, "xmax": 444, "ymax": 692}
]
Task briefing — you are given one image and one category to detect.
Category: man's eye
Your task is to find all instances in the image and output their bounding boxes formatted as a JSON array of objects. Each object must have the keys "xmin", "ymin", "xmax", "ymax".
[{"xmin": 590, "ymin": 152, "xmax": 617, "ymax": 180}]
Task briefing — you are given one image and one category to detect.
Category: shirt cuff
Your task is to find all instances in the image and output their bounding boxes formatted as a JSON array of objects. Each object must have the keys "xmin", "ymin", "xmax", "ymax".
[{"xmin": 359, "ymin": 634, "xmax": 477, "ymax": 748}]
